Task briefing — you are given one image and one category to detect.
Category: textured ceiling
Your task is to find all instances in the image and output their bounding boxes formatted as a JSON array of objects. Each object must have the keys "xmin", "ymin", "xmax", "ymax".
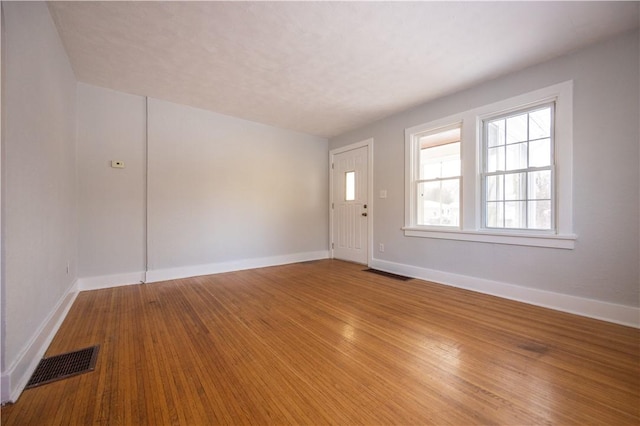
[{"xmin": 48, "ymin": 1, "xmax": 639, "ymax": 138}]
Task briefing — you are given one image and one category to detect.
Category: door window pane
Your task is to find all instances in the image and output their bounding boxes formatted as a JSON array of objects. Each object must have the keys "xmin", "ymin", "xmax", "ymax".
[{"xmin": 345, "ymin": 171, "xmax": 355, "ymax": 201}]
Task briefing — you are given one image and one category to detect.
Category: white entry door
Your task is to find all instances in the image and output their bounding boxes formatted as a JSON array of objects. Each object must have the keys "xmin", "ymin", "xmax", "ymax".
[{"xmin": 331, "ymin": 145, "xmax": 369, "ymax": 264}]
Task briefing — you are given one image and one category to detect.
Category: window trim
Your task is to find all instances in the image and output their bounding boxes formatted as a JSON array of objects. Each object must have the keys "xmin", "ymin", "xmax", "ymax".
[
  {"xmin": 413, "ymin": 123, "xmax": 462, "ymax": 228},
  {"xmin": 404, "ymin": 81, "xmax": 576, "ymax": 249},
  {"xmin": 480, "ymin": 101, "xmax": 556, "ymax": 231}
]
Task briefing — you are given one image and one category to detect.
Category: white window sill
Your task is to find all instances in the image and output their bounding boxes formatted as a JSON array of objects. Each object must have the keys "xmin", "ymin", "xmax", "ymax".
[{"xmin": 402, "ymin": 227, "xmax": 577, "ymax": 249}]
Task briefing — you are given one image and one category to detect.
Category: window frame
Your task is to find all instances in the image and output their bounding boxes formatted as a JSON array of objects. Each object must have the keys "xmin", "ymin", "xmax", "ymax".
[
  {"xmin": 412, "ymin": 123, "xmax": 462, "ymax": 228},
  {"xmin": 480, "ymin": 101, "xmax": 556, "ymax": 232},
  {"xmin": 404, "ymin": 81, "xmax": 576, "ymax": 249}
]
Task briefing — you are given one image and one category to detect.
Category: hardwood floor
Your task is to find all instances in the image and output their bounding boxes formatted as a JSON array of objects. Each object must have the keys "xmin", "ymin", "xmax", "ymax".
[{"xmin": 2, "ymin": 260, "xmax": 639, "ymax": 425}]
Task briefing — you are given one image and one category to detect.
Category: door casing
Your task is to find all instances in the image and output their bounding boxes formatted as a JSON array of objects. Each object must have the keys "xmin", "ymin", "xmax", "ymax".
[{"xmin": 329, "ymin": 139, "xmax": 374, "ymax": 265}]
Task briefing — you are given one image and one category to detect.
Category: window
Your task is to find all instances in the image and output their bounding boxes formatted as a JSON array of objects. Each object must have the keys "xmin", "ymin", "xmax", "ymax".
[
  {"xmin": 482, "ymin": 104, "xmax": 554, "ymax": 230},
  {"xmin": 404, "ymin": 81, "xmax": 576, "ymax": 249},
  {"xmin": 415, "ymin": 126, "xmax": 461, "ymax": 227},
  {"xmin": 345, "ymin": 171, "xmax": 355, "ymax": 201}
]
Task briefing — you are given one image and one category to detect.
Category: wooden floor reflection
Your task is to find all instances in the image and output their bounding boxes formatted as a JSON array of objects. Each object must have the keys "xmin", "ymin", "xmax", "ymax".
[{"xmin": 2, "ymin": 259, "xmax": 638, "ymax": 425}]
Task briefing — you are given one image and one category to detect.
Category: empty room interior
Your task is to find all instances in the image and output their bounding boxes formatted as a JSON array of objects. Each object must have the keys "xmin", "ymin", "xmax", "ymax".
[{"xmin": 1, "ymin": 1, "xmax": 639, "ymax": 424}]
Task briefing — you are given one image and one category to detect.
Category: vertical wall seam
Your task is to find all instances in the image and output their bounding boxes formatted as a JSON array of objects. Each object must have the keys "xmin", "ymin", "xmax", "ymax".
[{"xmin": 143, "ymin": 96, "xmax": 149, "ymax": 283}]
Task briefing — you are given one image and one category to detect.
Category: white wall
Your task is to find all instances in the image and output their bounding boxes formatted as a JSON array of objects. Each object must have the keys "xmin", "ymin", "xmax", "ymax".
[
  {"xmin": 1, "ymin": 3, "xmax": 328, "ymax": 400},
  {"xmin": 77, "ymin": 84, "xmax": 146, "ymax": 279},
  {"xmin": 76, "ymin": 88, "xmax": 329, "ymax": 286},
  {"xmin": 147, "ymin": 98, "xmax": 329, "ymax": 278},
  {"xmin": 330, "ymin": 31, "xmax": 640, "ymax": 319},
  {"xmin": 1, "ymin": 1, "xmax": 78, "ymax": 400}
]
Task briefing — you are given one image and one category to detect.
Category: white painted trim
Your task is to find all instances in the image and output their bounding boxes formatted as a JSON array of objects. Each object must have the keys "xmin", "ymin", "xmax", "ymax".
[
  {"xmin": 76, "ymin": 252, "xmax": 330, "ymax": 289},
  {"xmin": 146, "ymin": 251, "xmax": 329, "ymax": 283},
  {"xmin": 0, "ymin": 251, "xmax": 328, "ymax": 402},
  {"xmin": 369, "ymin": 258, "xmax": 639, "ymax": 328},
  {"xmin": 329, "ymin": 138, "xmax": 374, "ymax": 266},
  {"xmin": 1, "ymin": 280, "xmax": 79, "ymax": 403},
  {"xmin": 0, "ymin": 4, "xmax": 4, "ymax": 403},
  {"xmin": 404, "ymin": 81, "xmax": 575, "ymax": 244},
  {"xmin": 76, "ymin": 271, "xmax": 146, "ymax": 291},
  {"xmin": 143, "ymin": 96, "xmax": 149, "ymax": 283},
  {"xmin": 402, "ymin": 227, "xmax": 577, "ymax": 249}
]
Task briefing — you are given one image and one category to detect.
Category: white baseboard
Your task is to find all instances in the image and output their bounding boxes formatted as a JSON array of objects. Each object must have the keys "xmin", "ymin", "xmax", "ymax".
[
  {"xmin": 146, "ymin": 250, "xmax": 330, "ymax": 283},
  {"xmin": 369, "ymin": 258, "xmax": 639, "ymax": 328},
  {"xmin": 1, "ymin": 280, "xmax": 79, "ymax": 404},
  {"xmin": 2, "ymin": 254, "xmax": 633, "ymax": 405},
  {"xmin": 74, "ymin": 251, "xmax": 330, "ymax": 289},
  {"xmin": 0, "ymin": 251, "xmax": 328, "ymax": 404},
  {"xmin": 77, "ymin": 271, "xmax": 146, "ymax": 291}
]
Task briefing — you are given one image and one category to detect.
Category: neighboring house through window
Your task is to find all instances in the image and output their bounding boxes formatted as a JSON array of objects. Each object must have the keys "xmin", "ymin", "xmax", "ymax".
[{"xmin": 415, "ymin": 125, "xmax": 461, "ymax": 227}]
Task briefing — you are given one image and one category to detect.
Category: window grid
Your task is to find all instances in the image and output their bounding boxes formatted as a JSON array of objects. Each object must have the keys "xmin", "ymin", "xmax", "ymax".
[
  {"xmin": 482, "ymin": 103, "xmax": 555, "ymax": 231},
  {"xmin": 403, "ymin": 81, "xmax": 574, "ymax": 249}
]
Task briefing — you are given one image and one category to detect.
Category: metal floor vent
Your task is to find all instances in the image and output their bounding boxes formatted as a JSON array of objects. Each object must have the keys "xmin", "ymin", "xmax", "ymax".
[
  {"xmin": 364, "ymin": 268, "xmax": 413, "ymax": 281},
  {"xmin": 26, "ymin": 345, "xmax": 99, "ymax": 389}
]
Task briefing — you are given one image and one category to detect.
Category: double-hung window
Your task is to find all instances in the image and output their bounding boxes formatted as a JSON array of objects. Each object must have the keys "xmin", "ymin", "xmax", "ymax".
[
  {"xmin": 415, "ymin": 125, "xmax": 461, "ymax": 227},
  {"xmin": 404, "ymin": 81, "xmax": 576, "ymax": 249},
  {"xmin": 482, "ymin": 103, "xmax": 554, "ymax": 230}
]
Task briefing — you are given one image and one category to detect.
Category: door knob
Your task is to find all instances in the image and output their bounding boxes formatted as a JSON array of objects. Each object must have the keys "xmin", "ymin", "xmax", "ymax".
[{"xmin": 362, "ymin": 212, "xmax": 368, "ymax": 217}]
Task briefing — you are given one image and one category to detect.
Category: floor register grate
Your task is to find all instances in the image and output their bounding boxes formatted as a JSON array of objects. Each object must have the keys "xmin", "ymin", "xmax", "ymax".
[
  {"xmin": 26, "ymin": 345, "xmax": 99, "ymax": 389},
  {"xmin": 364, "ymin": 268, "xmax": 413, "ymax": 281}
]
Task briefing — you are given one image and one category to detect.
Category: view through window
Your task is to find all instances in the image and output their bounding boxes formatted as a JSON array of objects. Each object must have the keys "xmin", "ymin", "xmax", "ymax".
[
  {"xmin": 417, "ymin": 127, "xmax": 461, "ymax": 227},
  {"xmin": 483, "ymin": 104, "xmax": 554, "ymax": 230}
]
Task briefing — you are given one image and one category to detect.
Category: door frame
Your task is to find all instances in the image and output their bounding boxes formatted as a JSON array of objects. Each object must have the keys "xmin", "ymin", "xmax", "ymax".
[{"xmin": 329, "ymin": 138, "xmax": 374, "ymax": 266}]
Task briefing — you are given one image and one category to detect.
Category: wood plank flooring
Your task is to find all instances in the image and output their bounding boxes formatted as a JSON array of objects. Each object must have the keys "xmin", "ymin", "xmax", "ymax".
[{"xmin": 2, "ymin": 260, "xmax": 639, "ymax": 425}]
